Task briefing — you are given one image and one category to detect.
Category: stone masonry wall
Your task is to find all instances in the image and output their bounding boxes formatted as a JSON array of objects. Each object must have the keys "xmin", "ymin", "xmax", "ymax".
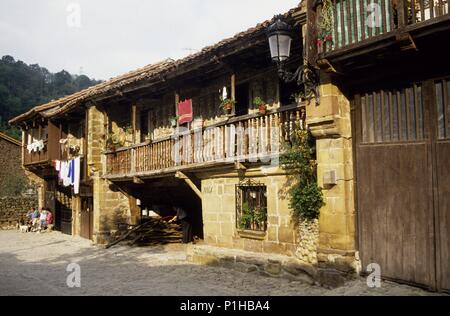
[
  {"xmin": 88, "ymin": 103, "xmax": 131, "ymax": 244},
  {"xmin": 0, "ymin": 196, "xmax": 38, "ymax": 229},
  {"xmin": 200, "ymin": 168, "xmax": 314, "ymax": 258},
  {"xmin": 306, "ymin": 75, "xmax": 359, "ymax": 274},
  {"xmin": 0, "ymin": 137, "xmax": 28, "ymax": 197}
]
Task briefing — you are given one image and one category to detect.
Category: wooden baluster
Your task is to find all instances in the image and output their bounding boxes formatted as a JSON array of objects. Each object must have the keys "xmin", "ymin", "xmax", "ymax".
[{"xmin": 203, "ymin": 129, "xmax": 206, "ymax": 163}]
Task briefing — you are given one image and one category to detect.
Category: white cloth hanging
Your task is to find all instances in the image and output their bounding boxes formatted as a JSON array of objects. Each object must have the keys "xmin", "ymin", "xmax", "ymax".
[{"xmin": 73, "ymin": 157, "xmax": 80, "ymax": 195}]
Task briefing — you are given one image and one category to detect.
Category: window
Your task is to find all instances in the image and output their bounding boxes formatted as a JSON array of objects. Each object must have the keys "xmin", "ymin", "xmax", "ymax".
[{"xmin": 236, "ymin": 181, "xmax": 267, "ymax": 232}]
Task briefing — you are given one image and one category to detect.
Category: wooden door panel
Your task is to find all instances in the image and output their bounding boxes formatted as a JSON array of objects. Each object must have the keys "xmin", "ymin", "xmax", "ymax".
[
  {"xmin": 358, "ymin": 143, "xmax": 434, "ymax": 287},
  {"xmin": 437, "ymin": 140, "xmax": 450, "ymax": 291}
]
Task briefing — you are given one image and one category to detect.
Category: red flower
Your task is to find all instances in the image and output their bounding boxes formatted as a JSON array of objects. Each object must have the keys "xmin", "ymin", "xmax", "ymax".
[
  {"xmin": 326, "ymin": 34, "xmax": 333, "ymax": 42},
  {"xmin": 317, "ymin": 39, "xmax": 323, "ymax": 45}
]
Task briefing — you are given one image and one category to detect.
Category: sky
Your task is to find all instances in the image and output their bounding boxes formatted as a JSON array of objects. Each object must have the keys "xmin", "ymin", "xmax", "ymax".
[{"xmin": 0, "ymin": 0, "xmax": 301, "ymax": 80}]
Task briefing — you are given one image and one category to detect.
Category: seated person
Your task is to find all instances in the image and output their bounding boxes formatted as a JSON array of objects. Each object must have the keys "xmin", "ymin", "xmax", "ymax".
[
  {"xmin": 39, "ymin": 209, "xmax": 48, "ymax": 231},
  {"xmin": 31, "ymin": 209, "xmax": 40, "ymax": 231}
]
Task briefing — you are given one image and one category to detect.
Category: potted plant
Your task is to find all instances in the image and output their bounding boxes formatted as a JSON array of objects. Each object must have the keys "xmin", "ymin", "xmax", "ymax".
[
  {"xmin": 291, "ymin": 92, "xmax": 305, "ymax": 104},
  {"xmin": 253, "ymin": 207, "xmax": 267, "ymax": 231},
  {"xmin": 253, "ymin": 96, "xmax": 267, "ymax": 115},
  {"xmin": 106, "ymin": 133, "xmax": 124, "ymax": 152},
  {"xmin": 239, "ymin": 202, "xmax": 254, "ymax": 230},
  {"xmin": 169, "ymin": 116, "xmax": 179, "ymax": 128},
  {"xmin": 219, "ymin": 98, "xmax": 236, "ymax": 115}
]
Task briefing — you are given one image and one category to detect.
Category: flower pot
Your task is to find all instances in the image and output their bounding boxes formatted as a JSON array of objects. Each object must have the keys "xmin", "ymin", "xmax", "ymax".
[
  {"xmin": 259, "ymin": 105, "xmax": 267, "ymax": 115},
  {"xmin": 224, "ymin": 102, "xmax": 233, "ymax": 110}
]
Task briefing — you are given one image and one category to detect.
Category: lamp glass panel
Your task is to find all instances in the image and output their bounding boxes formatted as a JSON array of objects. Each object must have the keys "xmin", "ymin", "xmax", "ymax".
[{"xmin": 277, "ymin": 35, "xmax": 292, "ymax": 62}]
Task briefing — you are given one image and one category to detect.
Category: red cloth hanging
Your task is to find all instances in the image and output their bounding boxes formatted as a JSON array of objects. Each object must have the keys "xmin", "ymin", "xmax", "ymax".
[{"xmin": 178, "ymin": 99, "xmax": 193, "ymax": 125}]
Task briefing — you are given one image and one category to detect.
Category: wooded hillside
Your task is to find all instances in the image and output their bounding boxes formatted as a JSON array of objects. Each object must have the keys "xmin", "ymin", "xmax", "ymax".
[{"xmin": 0, "ymin": 55, "xmax": 101, "ymax": 139}]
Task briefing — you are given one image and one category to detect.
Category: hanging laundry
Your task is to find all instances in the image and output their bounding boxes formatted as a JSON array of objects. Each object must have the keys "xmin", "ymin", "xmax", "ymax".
[
  {"xmin": 74, "ymin": 157, "xmax": 80, "ymax": 195},
  {"xmin": 53, "ymin": 158, "xmax": 81, "ymax": 195}
]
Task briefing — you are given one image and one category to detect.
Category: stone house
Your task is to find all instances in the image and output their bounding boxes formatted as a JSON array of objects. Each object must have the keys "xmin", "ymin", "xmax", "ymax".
[
  {"xmin": 0, "ymin": 132, "xmax": 38, "ymax": 228},
  {"xmin": 9, "ymin": 0, "xmax": 450, "ymax": 292},
  {"xmin": 0, "ymin": 131, "xmax": 24, "ymax": 196}
]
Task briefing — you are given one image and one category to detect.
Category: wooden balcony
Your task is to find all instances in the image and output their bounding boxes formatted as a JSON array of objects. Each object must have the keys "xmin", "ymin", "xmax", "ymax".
[
  {"xmin": 104, "ymin": 105, "xmax": 305, "ymax": 180},
  {"xmin": 317, "ymin": 0, "xmax": 450, "ymax": 56},
  {"xmin": 23, "ymin": 121, "xmax": 66, "ymax": 168}
]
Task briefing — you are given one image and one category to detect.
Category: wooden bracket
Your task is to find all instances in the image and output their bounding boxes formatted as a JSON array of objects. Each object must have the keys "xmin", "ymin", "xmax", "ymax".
[
  {"xmin": 317, "ymin": 58, "xmax": 339, "ymax": 74},
  {"xmin": 235, "ymin": 162, "xmax": 247, "ymax": 171},
  {"xmin": 175, "ymin": 171, "xmax": 202, "ymax": 199},
  {"xmin": 396, "ymin": 32, "xmax": 418, "ymax": 51},
  {"xmin": 133, "ymin": 176, "xmax": 144, "ymax": 185}
]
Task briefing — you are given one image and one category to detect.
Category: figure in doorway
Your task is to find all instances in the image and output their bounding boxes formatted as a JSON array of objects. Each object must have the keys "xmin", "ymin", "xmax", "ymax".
[{"xmin": 169, "ymin": 206, "xmax": 193, "ymax": 244}]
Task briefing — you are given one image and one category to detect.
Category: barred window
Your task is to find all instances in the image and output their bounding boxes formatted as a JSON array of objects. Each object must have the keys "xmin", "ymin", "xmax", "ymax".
[{"xmin": 236, "ymin": 181, "xmax": 267, "ymax": 232}]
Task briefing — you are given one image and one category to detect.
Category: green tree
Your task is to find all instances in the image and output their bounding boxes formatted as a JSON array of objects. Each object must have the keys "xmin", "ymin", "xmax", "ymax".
[{"xmin": 0, "ymin": 55, "xmax": 102, "ymax": 139}]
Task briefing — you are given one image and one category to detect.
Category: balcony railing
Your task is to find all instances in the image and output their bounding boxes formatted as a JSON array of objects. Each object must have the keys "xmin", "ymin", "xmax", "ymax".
[
  {"xmin": 104, "ymin": 104, "xmax": 305, "ymax": 178},
  {"xmin": 317, "ymin": 0, "xmax": 450, "ymax": 54},
  {"xmin": 23, "ymin": 140, "xmax": 49, "ymax": 166}
]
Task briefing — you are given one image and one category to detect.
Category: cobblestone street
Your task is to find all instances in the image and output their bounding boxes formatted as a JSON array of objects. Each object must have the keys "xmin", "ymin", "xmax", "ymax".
[{"xmin": 0, "ymin": 231, "xmax": 439, "ymax": 296}]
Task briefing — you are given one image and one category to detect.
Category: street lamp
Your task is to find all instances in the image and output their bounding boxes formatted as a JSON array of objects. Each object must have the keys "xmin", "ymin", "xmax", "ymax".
[
  {"xmin": 267, "ymin": 17, "xmax": 293, "ymax": 64},
  {"xmin": 267, "ymin": 15, "xmax": 320, "ymax": 104}
]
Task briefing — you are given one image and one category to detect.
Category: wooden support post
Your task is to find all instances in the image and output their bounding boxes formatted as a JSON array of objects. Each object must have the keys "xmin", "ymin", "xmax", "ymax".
[
  {"xmin": 175, "ymin": 171, "xmax": 202, "ymax": 199},
  {"xmin": 132, "ymin": 104, "xmax": 137, "ymax": 144},
  {"xmin": 175, "ymin": 92, "xmax": 180, "ymax": 127},
  {"xmin": 306, "ymin": 0, "xmax": 318, "ymax": 65},
  {"xmin": 396, "ymin": 0, "xmax": 407, "ymax": 29},
  {"xmin": 231, "ymin": 74, "xmax": 236, "ymax": 115}
]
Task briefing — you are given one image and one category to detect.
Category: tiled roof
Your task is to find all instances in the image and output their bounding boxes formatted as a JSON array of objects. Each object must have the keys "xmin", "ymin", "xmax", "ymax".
[{"xmin": 10, "ymin": 5, "xmax": 303, "ymax": 124}]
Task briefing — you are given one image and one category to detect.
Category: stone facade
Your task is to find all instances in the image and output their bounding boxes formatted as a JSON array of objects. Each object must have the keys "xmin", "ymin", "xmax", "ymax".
[
  {"xmin": 88, "ymin": 103, "xmax": 132, "ymax": 244},
  {"xmin": 199, "ymin": 168, "xmax": 299, "ymax": 257},
  {"xmin": 306, "ymin": 74, "xmax": 359, "ymax": 274}
]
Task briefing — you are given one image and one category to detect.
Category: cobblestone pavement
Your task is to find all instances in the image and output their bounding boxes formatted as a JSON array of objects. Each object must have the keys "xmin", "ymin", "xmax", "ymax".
[{"xmin": 0, "ymin": 230, "xmax": 441, "ymax": 296}]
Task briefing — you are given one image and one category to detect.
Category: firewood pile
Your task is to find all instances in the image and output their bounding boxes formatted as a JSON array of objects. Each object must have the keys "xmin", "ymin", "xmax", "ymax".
[{"xmin": 106, "ymin": 217, "xmax": 182, "ymax": 249}]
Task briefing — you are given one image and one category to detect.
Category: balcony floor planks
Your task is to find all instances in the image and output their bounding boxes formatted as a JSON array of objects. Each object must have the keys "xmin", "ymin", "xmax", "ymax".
[{"xmin": 103, "ymin": 153, "xmax": 281, "ymax": 182}]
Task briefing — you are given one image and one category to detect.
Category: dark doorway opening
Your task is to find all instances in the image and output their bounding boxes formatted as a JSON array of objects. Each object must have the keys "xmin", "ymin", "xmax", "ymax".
[{"xmin": 235, "ymin": 82, "xmax": 250, "ymax": 116}]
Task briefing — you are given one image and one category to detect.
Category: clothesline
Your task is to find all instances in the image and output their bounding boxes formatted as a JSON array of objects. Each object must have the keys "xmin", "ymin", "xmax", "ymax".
[{"xmin": 54, "ymin": 158, "xmax": 80, "ymax": 195}]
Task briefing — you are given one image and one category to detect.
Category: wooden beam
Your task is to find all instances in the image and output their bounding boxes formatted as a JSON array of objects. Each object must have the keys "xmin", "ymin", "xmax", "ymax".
[
  {"xmin": 132, "ymin": 104, "xmax": 137, "ymax": 144},
  {"xmin": 175, "ymin": 92, "xmax": 180, "ymax": 127},
  {"xmin": 133, "ymin": 176, "xmax": 144, "ymax": 185},
  {"xmin": 235, "ymin": 162, "xmax": 247, "ymax": 171},
  {"xmin": 175, "ymin": 171, "xmax": 202, "ymax": 199}
]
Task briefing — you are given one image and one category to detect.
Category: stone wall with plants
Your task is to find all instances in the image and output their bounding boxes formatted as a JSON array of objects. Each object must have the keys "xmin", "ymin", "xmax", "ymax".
[
  {"xmin": 0, "ymin": 196, "xmax": 38, "ymax": 229},
  {"xmin": 200, "ymin": 171, "xmax": 298, "ymax": 257},
  {"xmin": 0, "ymin": 137, "xmax": 30, "ymax": 197}
]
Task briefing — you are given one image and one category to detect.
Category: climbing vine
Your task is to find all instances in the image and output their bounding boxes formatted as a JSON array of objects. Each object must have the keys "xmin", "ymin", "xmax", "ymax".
[
  {"xmin": 280, "ymin": 129, "xmax": 324, "ymax": 223},
  {"xmin": 317, "ymin": 0, "xmax": 334, "ymax": 46}
]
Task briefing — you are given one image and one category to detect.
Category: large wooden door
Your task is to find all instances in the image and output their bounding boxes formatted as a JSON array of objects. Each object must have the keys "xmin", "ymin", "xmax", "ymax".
[
  {"xmin": 435, "ymin": 79, "xmax": 450, "ymax": 292},
  {"xmin": 80, "ymin": 197, "xmax": 93, "ymax": 240},
  {"xmin": 355, "ymin": 78, "xmax": 450, "ymax": 291},
  {"xmin": 55, "ymin": 186, "xmax": 72, "ymax": 235}
]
